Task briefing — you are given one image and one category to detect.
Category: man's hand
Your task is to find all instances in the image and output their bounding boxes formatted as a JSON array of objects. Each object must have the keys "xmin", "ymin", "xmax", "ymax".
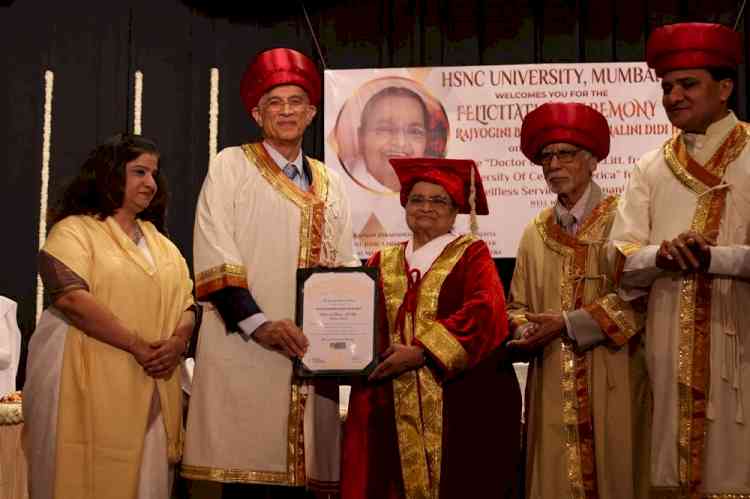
[
  {"xmin": 507, "ymin": 312, "xmax": 566, "ymax": 352},
  {"xmin": 253, "ymin": 319, "xmax": 309, "ymax": 359},
  {"xmin": 368, "ymin": 344, "xmax": 425, "ymax": 381},
  {"xmin": 656, "ymin": 230, "xmax": 715, "ymax": 272}
]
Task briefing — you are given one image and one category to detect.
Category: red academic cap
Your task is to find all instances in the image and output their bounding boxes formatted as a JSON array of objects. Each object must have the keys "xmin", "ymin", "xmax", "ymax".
[
  {"xmin": 240, "ymin": 48, "xmax": 321, "ymax": 115},
  {"xmin": 520, "ymin": 102, "xmax": 610, "ymax": 164},
  {"xmin": 388, "ymin": 157, "xmax": 489, "ymax": 215},
  {"xmin": 646, "ymin": 23, "xmax": 742, "ymax": 77}
]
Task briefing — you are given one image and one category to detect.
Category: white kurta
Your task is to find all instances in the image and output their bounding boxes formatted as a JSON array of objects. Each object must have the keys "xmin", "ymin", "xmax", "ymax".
[
  {"xmin": 183, "ymin": 143, "xmax": 357, "ymax": 488},
  {"xmin": 610, "ymin": 112, "xmax": 750, "ymax": 496}
]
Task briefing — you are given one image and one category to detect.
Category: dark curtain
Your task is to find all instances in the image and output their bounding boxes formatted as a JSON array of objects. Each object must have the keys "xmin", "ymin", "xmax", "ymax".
[{"xmin": 0, "ymin": 0, "xmax": 746, "ymax": 386}]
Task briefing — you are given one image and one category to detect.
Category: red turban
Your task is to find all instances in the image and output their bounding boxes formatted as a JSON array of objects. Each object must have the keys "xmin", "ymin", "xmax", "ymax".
[
  {"xmin": 240, "ymin": 48, "xmax": 321, "ymax": 115},
  {"xmin": 520, "ymin": 102, "xmax": 610, "ymax": 164},
  {"xmin": 646, "ymin": 23, "xmax": 742, "ymax": 77},
  {"xmin": 389, "ymin": 158, "xmax": 489, "ymax": 215}
]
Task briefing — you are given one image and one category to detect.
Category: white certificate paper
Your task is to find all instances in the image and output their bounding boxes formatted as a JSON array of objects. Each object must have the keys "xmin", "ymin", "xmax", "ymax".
[{"xmin": 300, "ymin": 271, "xmax": 375, "ymax": 373}]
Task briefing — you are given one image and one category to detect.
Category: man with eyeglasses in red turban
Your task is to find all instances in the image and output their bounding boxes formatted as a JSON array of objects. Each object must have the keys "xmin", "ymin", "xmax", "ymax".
[
  {"xmin": 508, "ymin": 102, "xmax": 650, "ymax": 499},
  {"xmin": 610, "ymin": 22, "xmax": 750, "ymax": 497},
  {"xmin": 183, "ymin": 48, "xmax": 357, "ymax": 499}
]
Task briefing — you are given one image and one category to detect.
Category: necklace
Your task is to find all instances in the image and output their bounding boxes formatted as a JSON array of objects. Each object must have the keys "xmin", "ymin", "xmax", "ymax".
[{"xmin": 130, "ymin": 224, "xmax": 143, "ymax": 244}]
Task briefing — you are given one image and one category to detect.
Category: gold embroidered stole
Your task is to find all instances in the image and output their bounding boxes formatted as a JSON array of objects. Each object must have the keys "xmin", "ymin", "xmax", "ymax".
[
  {"xmin": 379, "ymin": 234, "xmax": 476, "ymax": 499},
  {"xmin": 195, "ymin": 144, "xmax": 331, "ymax": 299},
  {"xmin": 662, "ymin": 124, "xmax": 749, "ymax": 497},
  {"xmin": 243, "ymin": 143, "xmax": 331, "ymax": 485},
  {"xmin": 534, "ymin": 196, "xmax": 618, "ymax": 499},
  {"xmin": 242, "ymin": 143, "xmax": 330, "ymax": 268}
]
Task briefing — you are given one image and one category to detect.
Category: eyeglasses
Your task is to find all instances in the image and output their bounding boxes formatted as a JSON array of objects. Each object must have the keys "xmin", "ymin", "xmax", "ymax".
[
  {"xmin": 538, "ymin": 147, "xmax": 581, "ymax": 166},
  {"xmin": 366, "ymin": 125, "xmax": 427, "ymax": 141},
  {"xmin": 406, "ymin": 195, "xmax": 453, "ymax": 209},
  {"xmin": 259, "ymin": 96, "xmax": 309, "ymax": 114}
]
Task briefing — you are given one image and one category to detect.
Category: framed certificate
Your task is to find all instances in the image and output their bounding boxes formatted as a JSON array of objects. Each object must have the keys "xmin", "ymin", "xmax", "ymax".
[{"xmin": 294, "ymin": 267, "xmax": 379, "ymax": 377}]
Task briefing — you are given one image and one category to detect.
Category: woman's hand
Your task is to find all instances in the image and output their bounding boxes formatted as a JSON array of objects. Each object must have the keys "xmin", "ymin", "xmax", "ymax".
[
  {"xmin": 368, "ymin": 344, "xmax": 426, "ymax": 381},
  {"xmin": 129, "ymin": 335, "xmax": 156, "ymax": 367},
  {"xmin": 142, "ymin": 335, "xmax": 186, "ymax": 379}
]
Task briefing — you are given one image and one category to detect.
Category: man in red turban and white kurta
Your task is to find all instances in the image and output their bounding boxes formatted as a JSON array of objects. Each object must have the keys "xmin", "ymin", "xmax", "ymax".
[
  {"xmin": 508, "ymin": 103, "xmax": 650, "ymax": 499},
  {"xmin": 183, "ymin": 48, "xmax": 357, "ymax": 498},
  {"xmin": 610, "ymin": 23, "xmax": 750, "ymax": 498},
  {"xmin": 341, "ymin": 158, "xmax": 522, "ymax": 499}
]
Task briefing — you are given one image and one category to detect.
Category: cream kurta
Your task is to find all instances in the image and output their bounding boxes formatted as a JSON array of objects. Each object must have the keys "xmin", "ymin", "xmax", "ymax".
[
  {"xmin": 23, "ymin": 215, "xmax": 194, "ymax": 499},
  {"xmin": 610, "ymin": 113, "xmax": 750, "ymax": 497},
  {"xmin": 508, "ymin": 190, "xmax": 650, "ymax": 499},
  {"xmin": 183, "ymin": 144, "xmax": 356, "ymax": 488}
]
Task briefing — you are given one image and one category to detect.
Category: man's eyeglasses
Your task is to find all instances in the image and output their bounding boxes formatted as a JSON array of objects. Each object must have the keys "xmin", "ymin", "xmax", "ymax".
[
  {"xmin": 538, "ymin": 147, "xmax": 581, "ymax": 166},
  {"xmin": 259, "ymin": 96, "xmax": 309, "ymax": 114},
  {"xmin": 406, "ymin": 195, "xmax": 453, "ymax": 209}
]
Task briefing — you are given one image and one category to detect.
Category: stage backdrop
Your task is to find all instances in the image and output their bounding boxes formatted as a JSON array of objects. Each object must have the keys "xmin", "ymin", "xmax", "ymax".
[
  {"xmin": 2, "ymin": 0, "xmax": 747, "ymax": 387},
  {"xmin": 324, "ymin": 62, "xmax": 672, "ymax": 258}
]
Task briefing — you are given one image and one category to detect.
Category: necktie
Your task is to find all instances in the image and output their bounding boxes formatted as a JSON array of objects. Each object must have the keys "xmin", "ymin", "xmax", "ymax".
[
  {"xmin": 559, "ymin": 213, "xmax": 577, "ymax": 235},
  {"xmin": 283, "ymin": 163, "xmax": 299, "ymax": 181}
]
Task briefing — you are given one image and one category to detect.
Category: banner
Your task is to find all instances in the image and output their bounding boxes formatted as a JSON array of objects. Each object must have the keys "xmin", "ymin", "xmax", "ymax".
[{"xmin": 324, "ymin": 63, "xmax": 673, "ymax": 258}]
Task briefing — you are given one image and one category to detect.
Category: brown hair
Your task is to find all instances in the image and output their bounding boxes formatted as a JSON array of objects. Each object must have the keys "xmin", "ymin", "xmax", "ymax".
[{"xmin": 48, "ymin": 133, "xmax": 169, "ymax": 233}]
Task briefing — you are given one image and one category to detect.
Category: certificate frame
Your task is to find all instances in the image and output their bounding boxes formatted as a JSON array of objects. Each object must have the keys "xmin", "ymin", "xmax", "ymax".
[{"xmin": 294, "ymin": 266, "xmax": 380, "ymax": 378}]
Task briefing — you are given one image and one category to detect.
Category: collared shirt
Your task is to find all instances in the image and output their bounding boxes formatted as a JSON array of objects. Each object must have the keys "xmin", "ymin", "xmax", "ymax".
[
  {"xmin": 554, "ymin": 182, "xmax": 592, "ymax": 235},
  {"xmin": 682, "ymin": 111, "xmax": 736, "ymax": 163},
  {"xmin": 264, "ymin": 140, "xmax": 310, "ymax": 191}
]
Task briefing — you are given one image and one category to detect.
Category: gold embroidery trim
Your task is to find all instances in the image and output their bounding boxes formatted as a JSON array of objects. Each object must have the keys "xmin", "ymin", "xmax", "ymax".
[
  {"xmin": 664, "ymin": 124, "xmax": 749, "ymax": 194},
  {"xmin": 242, "ymin": 144, "xmax": 331, "ymax": 485},
  {"xmin": 242, "ymin": 143, "xmax": 329, "ymax": 268},
  {"xmin": 380, "ymin": 245, "xmax": 409, "ymax": 347},
  {"xmin": 180, "ymin": 464, "xmax": 292, "ymax": 485},
  {"xmin": 380, "ymin": 235, "xmax": 476, "ymax": 499},
  {"xmin": 535, "ymin": 196, "xmax": 617, "ymax": 256},
  {"xmin": 560, "ymin": 343, "xmax": 586, "ymax": 499},
  {"xmin": 615, "ymin": 241, "xmax": 643, "ymax": 257},
  {"xmin": 416, "ymin": 319, "xmax": 468, "ymax": 375},
  {"xmin": 670, "ymin": 128, "xmax": 736, "ymax": 493},
  {"xmin": 286, "ymin": 382, "xmax": 307, "ymax": 486},
  {"xmin": 584, "ymin": 294, "xmax": 641, "ymax": 347},
  {"xmin": 536, "ymin": 200, "xmax": 616, "ymax": 499},
  {"xmin": 195, "ymin": 263, "xmax": 247, "ymax": 299}
]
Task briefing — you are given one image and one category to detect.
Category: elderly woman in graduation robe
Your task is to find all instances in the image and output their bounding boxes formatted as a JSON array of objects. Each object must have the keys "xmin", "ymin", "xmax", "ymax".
[{"xmin": 341, "ymin": 157, "xmax": 521, "ymax": 499}]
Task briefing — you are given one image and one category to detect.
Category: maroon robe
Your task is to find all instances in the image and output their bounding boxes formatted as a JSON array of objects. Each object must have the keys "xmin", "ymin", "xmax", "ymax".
[{"xmin": 341, "ymin": 237, "xmax": 521, "ymax": 498}]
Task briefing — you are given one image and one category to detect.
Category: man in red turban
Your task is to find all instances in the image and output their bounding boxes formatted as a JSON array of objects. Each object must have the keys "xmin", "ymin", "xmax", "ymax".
[
  {"xmin": 508, "ymin": 102, "xmax": 650, "ymax": 499},
  {"xmin": 183, "ymin": 48, "xmax": 357, "ymax": 498},
  {"xmin": 610, "ymin": 22, "xmax": 750, "ymax": 497}
]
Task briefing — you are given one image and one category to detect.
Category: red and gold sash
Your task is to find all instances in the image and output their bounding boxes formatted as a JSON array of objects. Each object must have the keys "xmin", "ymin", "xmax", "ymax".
[
  {"xmin": 533, "ymin": 195, "xmax": 619, "ymax": 499},
  {"xmin": 660, "ymin": 124, "xmax": 749, "ymax": 498}
]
